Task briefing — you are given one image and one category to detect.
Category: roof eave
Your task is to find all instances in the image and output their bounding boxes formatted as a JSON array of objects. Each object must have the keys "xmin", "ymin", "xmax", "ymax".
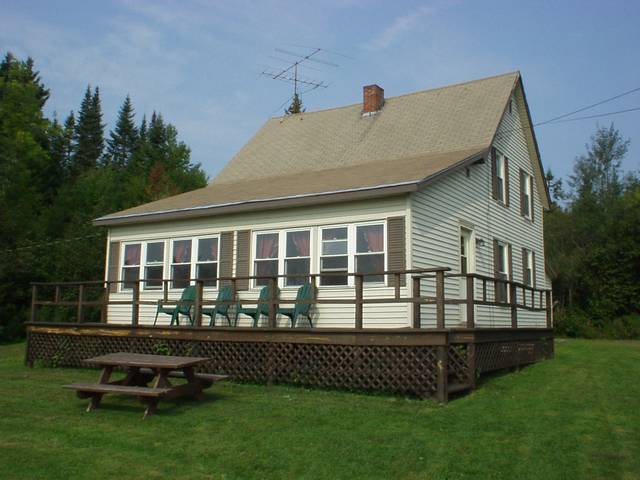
[{"xmin": 93, "ymin": 182, "xmax": 418, "ymax": 227}]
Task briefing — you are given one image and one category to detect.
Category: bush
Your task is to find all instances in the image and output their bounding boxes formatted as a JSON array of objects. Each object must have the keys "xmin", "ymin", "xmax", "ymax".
[{"xmin": 555, "ymin": 308, "xmax": 640, "ymax": 339}]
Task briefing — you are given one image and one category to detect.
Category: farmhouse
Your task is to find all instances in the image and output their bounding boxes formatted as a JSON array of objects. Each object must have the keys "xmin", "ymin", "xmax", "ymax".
[{"xmin": 27, "ymin": 71, "xmax": 554, "ymax": 401}]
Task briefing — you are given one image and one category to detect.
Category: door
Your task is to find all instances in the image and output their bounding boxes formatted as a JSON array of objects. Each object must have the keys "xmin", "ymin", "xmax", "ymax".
[{"xmin": 459, "ymin": 227, "xmax": 475, "ymax": 324}]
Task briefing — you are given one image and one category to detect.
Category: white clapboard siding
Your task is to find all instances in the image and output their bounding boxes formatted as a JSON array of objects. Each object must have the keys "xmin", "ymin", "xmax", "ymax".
[
  {"xmin": 410, "ymin": 93, "xmax": 547, "ymax": 328},
  {"xmin": 106, "ymin": 196, "xmax": 412, "ymax": 328}
]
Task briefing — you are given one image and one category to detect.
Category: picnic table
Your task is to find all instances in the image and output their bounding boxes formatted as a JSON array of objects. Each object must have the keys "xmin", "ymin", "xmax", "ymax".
[{"xmin": 64, "ymin": 352, "xmax": 228, "ymax": 418}]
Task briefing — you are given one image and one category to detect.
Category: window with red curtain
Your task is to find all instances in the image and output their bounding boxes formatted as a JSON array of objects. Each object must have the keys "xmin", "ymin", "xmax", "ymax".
[
  {"xmin": 285, "ymin": 230, "xmax": 310, "ymax": 286},
  {"xmin": 172, "ymin": 239, "xmax": 192, "ymax": 288},
  {"xmin": 122, "ymin": 243, "xmax": 141, "ymax": 289},
  {"xmin": 254, "ymin": 233, "xmax": 279, "ymax": 286},
  {"xmin": 196, "ymin": 237, "xmax": 219, "ymax": 287},
  {"xmin": 356, "ymin": 224, "xmax": 384, "ymax": 283}
]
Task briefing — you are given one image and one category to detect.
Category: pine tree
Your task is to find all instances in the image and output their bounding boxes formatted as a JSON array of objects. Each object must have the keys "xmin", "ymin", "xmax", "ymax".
[
  {"xmin": 72, "ymin": 85, "xmax": 104, "ymax": 174},
  {"xmin": 285, "ymin": 93, "xmax": 305, "ymax": 115},
  {"xmin": 106, "ymin": 95, "xmax": 138, "ymax": 169}
]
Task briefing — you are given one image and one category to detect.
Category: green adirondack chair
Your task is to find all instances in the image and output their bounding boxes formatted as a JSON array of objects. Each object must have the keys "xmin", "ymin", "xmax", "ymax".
[
  {"xmin": 154, "ymin": 286, "xmax": 196, "ymax": 326},
  {"xmin": 278, "ymin": 282, "xmax": 314, "ymax": 327},
  {"xmin": 236, "ymin": 284, "xmax": 277, "ymax": 327},
  {"xmin": 202, "ymin": 285, "xmax": 235, "ymax": 327}
]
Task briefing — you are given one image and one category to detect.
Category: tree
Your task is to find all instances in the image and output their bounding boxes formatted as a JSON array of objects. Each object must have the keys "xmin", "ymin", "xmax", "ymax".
[
  {"xmin": 105, "ymin": 95, "xmax": 138, "ymax": 169},
  {"xmin": 285, "ymin": 93, "xmax": 305, "ymax": 115},
  {"xmin": 72, "ymin": 85, "xmax": 104, "ymax": 174}
]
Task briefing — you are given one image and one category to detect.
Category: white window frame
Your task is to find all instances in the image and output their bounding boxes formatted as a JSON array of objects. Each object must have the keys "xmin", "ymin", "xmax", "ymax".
[
  {"xmin": 523, "ymin": 171, "xmax": 533, "ymax": 219},
  {"xmin": 142, "ymin": 240, "xmax": 166, "ymax": 291},
  {"xmin": 523, "ymin": 248, "xmax": 534, "ymax": 287},
  {"xmin": 120, "ymin": 241, "xmax": 143, "ymax": 291},
  {"xmin": 319, "ymin": 224, "xmax": 350, "ymax": 287},
  {"xmin": 252, "ymin": 228, "xmax": 313, "ymax": 289},
  {"xmin": 496, "ymin": 240, "xmax": 511, "ymax": 303},
  {"xmin": 317, "ymin": 221, "xmax": 387, "ymax": 288},
  {"xmin": 194, "ymin": 235, "xmax": 220, "ymax": 288},
  {"xmin": 495, "ymin": 151, "xmax": 506, "ymax": 203}
]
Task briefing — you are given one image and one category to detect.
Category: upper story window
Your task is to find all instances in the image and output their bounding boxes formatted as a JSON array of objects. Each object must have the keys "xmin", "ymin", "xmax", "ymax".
[
  {"xmin": 492, "ymin": 148, "xmax": 509, "ymax": 206},
  {"xmin": 520, "ymin": 169, "xmax": 534, "ymax": 220}
]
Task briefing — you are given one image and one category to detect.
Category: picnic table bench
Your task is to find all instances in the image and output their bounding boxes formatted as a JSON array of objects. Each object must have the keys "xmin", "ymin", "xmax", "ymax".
[{"xmin": 64, "ymin": 352, "xmax": 228, "ymax": 418}]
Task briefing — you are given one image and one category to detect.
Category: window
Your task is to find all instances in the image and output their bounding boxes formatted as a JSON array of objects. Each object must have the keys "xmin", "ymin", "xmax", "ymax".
[
  {"xmin": 521, "ymin": 170, "xmax": 533, "ymax": 219},
  {"xmin": 495, "ymin": 154, "xmax": 505, "ymax": 202},
  {"xmin": 355, "ymin": 224, "xmax": 385, "ymax": 283},
  {"xmin": 171, "ymin": 239, "xmax": 192, "ymax": 288},
  {"xmin": 121, "ymin": 243, "xmax": 141, "ymax": 289},
  {"xmin": 495, "ymin": 240, "xmax": 510, "ymax": 303},
  {"xmin": 285, "ymin": 230, "xmax": 310, "ymax": 286},
  {"xmin": 254, "ymin": 233, "xmax": 279, "ymax": 286},
  {"xmin": 144, "ymin": 242, "xmax": 164, "ymax": 290},
  {"xmin": 320, "ymin": 227, "xmax": 348, "ymax": 286},
  {"xmin": 523, "ymin": 248, "xmax": 534, "ymax": 287},
  {"xmin": 196, "ymin": 237, "xmax": 218, "ymax": 287}
]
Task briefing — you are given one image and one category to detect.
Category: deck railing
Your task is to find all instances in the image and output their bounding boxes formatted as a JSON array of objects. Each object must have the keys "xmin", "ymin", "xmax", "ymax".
[{"xmin": 29, "ymin": 268, "xmax": 552, "ymax": 329}]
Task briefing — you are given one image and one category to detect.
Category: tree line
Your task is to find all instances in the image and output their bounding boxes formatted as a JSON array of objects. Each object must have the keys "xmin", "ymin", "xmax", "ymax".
[
  {"xmin": 545, "ymin": 124, "xmax": 639, "ymax": 338},
  {"xmin": 0, "ymin": 52, "xmax": 207, "ymax": 340}
]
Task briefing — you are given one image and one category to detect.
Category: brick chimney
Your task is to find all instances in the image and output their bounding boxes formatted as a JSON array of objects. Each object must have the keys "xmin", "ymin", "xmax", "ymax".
[{"xmin": 362, "ymin": 84, "xmax": 384, "ymax": 115}]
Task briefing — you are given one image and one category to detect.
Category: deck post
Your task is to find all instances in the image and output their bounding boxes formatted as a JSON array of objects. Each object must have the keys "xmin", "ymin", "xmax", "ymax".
[
  {"xmin": 194, "ymin": 280, "xmax": 204, "ymax": 327},
  {"xmin": 268, "ymin": 277, "xmax": 277, "ymax": 328},
  {"xmin": 412, "ymin": 276, "xmax": 421, "ymax": 328},
  {"xmin": 131, "ymin": 281, "xmax": 140, "ymax": 326},
  {"xmin": 163, "ymin": 279, "xmax": 168, "ymax": 303},
  {"xmin": 77, "ymin": 284, "xmax": 84, "ymax": 323},
  {"xmin": 436, "ymin": 344, "xmax": 448, "ymax": 403},
  {"xmin": 467, "ymin": 342, "xmax": 477, "ymax": 388},
  {"xmin": 466, "ymin": 275, "xmax": 475, "ymax": 328},
  {"xmin": 355, "ymin": 274, "xmax": 363, "ymax": 329},
  {"xmin": 101, "ymin": 282, "xmax": 110, "ymax": 323},
  {"xmin": 510, "ymin": 283, "xmax": 517, "ymax": 328},
  {"xmin": 545, "ymin": 290, "xmax": 552, "ymax": 327},
  {"xmin": 30, "ymin": 285, "xmax": 38, "ymax": 322},
  {"xmin": 435, "ymin": 270, "xmax": 445, "ymax": 329}
]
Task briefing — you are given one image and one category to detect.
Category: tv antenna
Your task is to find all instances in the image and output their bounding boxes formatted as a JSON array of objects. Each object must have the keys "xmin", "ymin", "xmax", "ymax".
[{"xmin": 261, "ymin": 46, "xmax": 344, "ymax": 113}]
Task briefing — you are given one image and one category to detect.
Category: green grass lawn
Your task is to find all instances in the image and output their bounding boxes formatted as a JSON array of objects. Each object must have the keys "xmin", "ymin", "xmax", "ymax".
[{"xmin": 1, "ymin": 339, "xmax": 639, "ymax": 480}]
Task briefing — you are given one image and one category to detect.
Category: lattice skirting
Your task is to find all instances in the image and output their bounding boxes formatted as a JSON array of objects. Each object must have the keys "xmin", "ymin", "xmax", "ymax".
[
  {"xmin": 474, "ymin": 338, "xmax": 554, "ymax": 374},
  {"xmin": 26, "ymin": 332, "xmax": 440, "ymax": 398}
]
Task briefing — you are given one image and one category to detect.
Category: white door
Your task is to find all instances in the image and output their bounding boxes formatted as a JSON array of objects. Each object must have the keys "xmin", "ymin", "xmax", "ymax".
[{"xmin": 459, "ymin": 228, "xmax": 475, "ymax": 324}]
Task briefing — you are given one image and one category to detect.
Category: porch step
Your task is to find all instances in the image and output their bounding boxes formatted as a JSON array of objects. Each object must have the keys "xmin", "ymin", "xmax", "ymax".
[{"xmin": 447, "ymin": 383, "xmax": 473, "ymax": 395}]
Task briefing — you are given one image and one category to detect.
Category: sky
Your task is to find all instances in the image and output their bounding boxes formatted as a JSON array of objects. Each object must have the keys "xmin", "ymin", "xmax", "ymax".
[{"xmin": 1, "ymin": 0, "xmax": 639, "ymax": 182}]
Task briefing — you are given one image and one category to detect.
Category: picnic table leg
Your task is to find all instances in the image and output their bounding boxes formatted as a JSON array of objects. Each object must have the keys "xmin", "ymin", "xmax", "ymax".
[
  {"xmin": 142, "ymin": 398, "xmax": 158, "ymax": 419},
  {"xmin": 183, "ymin": 367, "xmax": 205, "ymax": 400},
  {"xmin": 86, "ymin": 366, "xmax": 113, "ymax": 412}
]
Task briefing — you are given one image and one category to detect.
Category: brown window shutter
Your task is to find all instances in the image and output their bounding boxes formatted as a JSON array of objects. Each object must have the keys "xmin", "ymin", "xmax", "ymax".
[
  {"xmin": 386, "ymin": 216, "xmax": 406, "ymax": 287},
  {"xmin": 107, "ymin": 241, "xmax": 121, "ymax": 293},
  {"xmin": 235, "ymin": 230, "xmax": 251, "ymax": 291},
  {"xmin": 530, "ymin": 175, "xmax": 535, "ymax": 222},
  {"xmin": 219, "ymin": 231, "xmax": 234, "ymax": 287},
  {"xmin": 491, "ymin": 147, "xmax": 498, "ymax": 200},
  {"xmin": 507, "ymin": 243, "xmax": 512, "ymax": 281},
  {"xmin": 519, "ymin": 169, "xmax": 526, "ymax": 217},
  {"xmin": 522, "ymin": 247, "xmax": 527, "ymax": 284},
  {"xmin": 504, "ymin": 156, "xmax": 510, "ymax": 207}
]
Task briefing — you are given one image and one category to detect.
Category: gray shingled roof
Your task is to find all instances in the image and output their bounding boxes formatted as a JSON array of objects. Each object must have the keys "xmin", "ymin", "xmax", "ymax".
[{"xmin": 96, "ymin": 71, "xmax": 523, "ymax": 226}]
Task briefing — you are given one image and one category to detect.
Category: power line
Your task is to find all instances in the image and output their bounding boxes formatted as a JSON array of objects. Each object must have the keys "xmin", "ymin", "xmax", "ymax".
[
  {"xmin": 541, "ymin": 106, "xmax": 640, "ymax": 125},
  {"xmin": 535, "ymin": 86, "xmax": 640, "ymax": 126}
]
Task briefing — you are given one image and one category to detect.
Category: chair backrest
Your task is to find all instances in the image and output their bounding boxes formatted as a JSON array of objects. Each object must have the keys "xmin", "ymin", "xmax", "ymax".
[
  {"xmin": 178, "ymin": 286, "xmax": 197, "ymax": 315},
  {"xmin": 215, "ymin": 285, "xmax": 234, "ymax": 314},
  {"xmin": 293, "ymin": 282, "xmax": 314, "ymax": 317},
  {"xmin": 257, "ymin": 284, "xmax": 277, "ymax": 316}
]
